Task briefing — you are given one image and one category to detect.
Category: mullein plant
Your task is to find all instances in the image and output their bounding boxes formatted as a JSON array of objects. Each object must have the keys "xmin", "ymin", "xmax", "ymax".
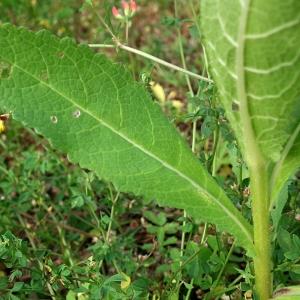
[{"xmin": 0, "ymin": 1, "xmax": 299, "ymax": 299}]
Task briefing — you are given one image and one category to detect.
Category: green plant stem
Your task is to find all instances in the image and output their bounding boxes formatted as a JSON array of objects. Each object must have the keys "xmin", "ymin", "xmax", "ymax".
[
  {"xmin": 250, "ymin": 165, "xmax": 272, "ymax": 300},
  {"xmin": 180, "ymin": 210, "xmax": 187, "ymax": 266},
  {"xmin": 175, "ymin": 0, "xmax": 193, "ymax": 94},
  {"xmin": 125, "ymin": 20, "xmax": 129, "ymax": 44},
  {"xmin": 98, "ymin": 190, "xmax": 120, "ymax": 270},
  {"xmin": 106, "ymin": 190, "xmax": 120, "ymax": 242},
  {"xmin": 210, "ymin": 240, "xmax": 236, "ymax": 295},
  {"xmin": 228, "ymin": 274, "xmax": 243, "ymax": 288},
  {"xmin": 211, "ymin": 126, "xmax": 220, "ymax": 177},
  {"xmin": 200, "ymin": 223, "xmax": 208, "ymax": 245},
  {"xmin": 184, "ymin": 278, "xmax": 194, "ymax": 300},
  {"xmin": 89, "ymin": 43, "xmax": 211, "ymax": 83},
  {"xmin": 174, "ymin": 0, "xmax": 196, "ymax": 270},
  {"xmin": 188, "ymin": 0, "xmax": 211, "ymax": 81},
  {"xmin": 235, "ymin": 1, "xmax": 272, "ymax": 298},
  {"xmin": 192, "ymin": 120, "xmax": 197, "ymax": 152}
]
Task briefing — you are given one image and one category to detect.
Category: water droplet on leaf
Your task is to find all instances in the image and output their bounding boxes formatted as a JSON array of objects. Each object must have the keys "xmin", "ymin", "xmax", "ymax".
[
  {"xmin": 73, "ymin": 109, "xmax": 81, "ymax": 118},
  {"xmin": 50, "ymin": 116, "xmax": 58, "ymax": 124}
]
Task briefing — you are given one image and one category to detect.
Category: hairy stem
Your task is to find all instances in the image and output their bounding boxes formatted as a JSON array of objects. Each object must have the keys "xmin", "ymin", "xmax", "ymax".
[
  {"xmin": 235, "ymin": 0, "xmax": 272, "ymax": 298},
  {"xmin": 250, "ymin": 163, "xmax": 272, "ymax": 300}
]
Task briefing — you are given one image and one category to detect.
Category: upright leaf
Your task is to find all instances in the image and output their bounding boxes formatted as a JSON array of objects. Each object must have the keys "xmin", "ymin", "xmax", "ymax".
[
  {"xmin": 0, "ymin": 25, "xmax": 254, "ymax": 254},
  {"xmin": 201, "ymin": 0, "xmax": 300, "ymax": 201}
]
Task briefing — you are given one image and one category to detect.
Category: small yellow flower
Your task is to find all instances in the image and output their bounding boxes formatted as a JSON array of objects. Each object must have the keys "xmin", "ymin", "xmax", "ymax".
[
  {"xmin": 172, "ymin": 100, "xmax": 184, "ymax": 109},
  {"xmin": 0, "ymin": 120, "xmax": 5, "ymax": 133},
  {"xmin": 120, "ymin": 272, "xmax": 131, "ymax": 290},
  {"xmin": 150, "ymin": 81, "xmax": 166, "ymax": 103}
]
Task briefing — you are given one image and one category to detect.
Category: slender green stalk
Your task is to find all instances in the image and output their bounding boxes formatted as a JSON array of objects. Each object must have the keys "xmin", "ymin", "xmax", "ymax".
[
  {"xmin": 200, "ymin": 223, "xmax": 208, "ymax": 245},
  {"xmin": 180, "ymin": 210, "xmax": 187, "ymax": 266},
  {"xmin": 211, "ymin": 126, "xmax": 220, "ymax": 176},
  {"xmin": 98, "ymin": 190, "xmax": 120, "ymax": 270},
  {"xmin": 174, "ymin": 0, "xmax": 199, "ymax": 275},
  {"xmin": 191, "ymin": 121, "xmax": 197, "ymax": 152},
  {"xmin": 188, "ymin": 0, "xmax": 211, "ymax": 81},
  {"xmin": 210, "ymin": 240, "xmax": 236, "ymax": 296},
  {"xmin": 174, "ymin": 0, "xmax": 196, "ymax": 270},
  {"xmin": 89, "ymin": 43, "xmax": 211, "ymax": 82},
  {"xmin": 175, "ymin": 0, "xmax": 193, "ymax": 94},
  {"xmin": 106, "ymin": 191, "xmax": 120, "ymax": 242},
  {"xmin": 228, "ymin": 274, "xmax": 243, "ymax": 288},
  {"xmin": 125, "ymin": 21, "xmax": 129, "ymax": 44},
  {"xmin": 184, "ymin": 278, "xmax": 194, "ymax": 300}
]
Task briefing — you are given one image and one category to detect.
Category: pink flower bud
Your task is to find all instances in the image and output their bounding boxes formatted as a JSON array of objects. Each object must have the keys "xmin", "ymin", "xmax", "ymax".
[
  {"xmin": 112, "ymin": 6, "xmax": 120, "ymax": 18},
  {"xmin": 122, "ymin": 0, "xmax": 130, "ymax": 16},
  {"xmin": 122, "ymin": 1, "xmax": 129, "ymax": 10},
  {"xmin": 130, "ymin": 0, "xmax": 137, "ymax": 13}
]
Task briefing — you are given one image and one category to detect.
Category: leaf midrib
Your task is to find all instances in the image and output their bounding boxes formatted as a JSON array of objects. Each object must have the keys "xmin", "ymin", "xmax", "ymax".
[
  {"xmin": 7, "ymin": 58, "xmax": 253, "ymax": 245},
  {"xmin": 236, "ymin": 1, "xmax": 300, "ymax": 209},
  {"xmin": 236, "ymin": 0, "xmax": 266, "ymax": 171}
]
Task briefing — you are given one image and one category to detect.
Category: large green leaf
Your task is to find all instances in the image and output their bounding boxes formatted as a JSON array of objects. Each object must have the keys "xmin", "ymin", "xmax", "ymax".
[
  {"xmin": 0, "ymin": 25, "xmax": 254, "ymax": 253},
  {"xmin": 201, "ymin": 0, "xmax": 300, "ymax": 200}
]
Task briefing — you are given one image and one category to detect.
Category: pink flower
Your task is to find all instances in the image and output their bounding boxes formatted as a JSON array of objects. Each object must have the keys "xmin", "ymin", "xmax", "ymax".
[
  {"xmin": 130, "ymin": 0, "xmax": 137, "ymax": 13},
  {"xmin": 112, "ymin": 6, "xmax": 123, "ymax": 19},
  {"xmin": 122, "ymin": 0, "xmax": 130, "ymax": 15},
  {"xmin": 112, "ymin": 1, "xmax": 137, "ymax": 19},
  {"xmin": 121, "ymin": 0, "xmax": 129, "ymax": 10},
  {"xmin": 112, "ymin": 6, "xmax": 120, "ymax": 17}
]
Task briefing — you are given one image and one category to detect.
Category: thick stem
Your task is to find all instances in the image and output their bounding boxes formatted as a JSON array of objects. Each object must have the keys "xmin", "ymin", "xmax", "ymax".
[
  {"xmin": 250, "ymin": 162, "xmax": 272, "ymax": 300},
  {"xmin": 235, "ymin": 0, "xmax": 272, "ymax": 297}
]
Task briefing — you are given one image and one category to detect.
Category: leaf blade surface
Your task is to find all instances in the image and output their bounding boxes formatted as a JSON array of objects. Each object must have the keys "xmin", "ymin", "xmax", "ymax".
[
  {"xmin": 0, "ymin": 25, "xmax": 254, "ymax": 253},
  {"xmin": 201, "ymin": 0, "xmax": 300, "ymax": 203}
]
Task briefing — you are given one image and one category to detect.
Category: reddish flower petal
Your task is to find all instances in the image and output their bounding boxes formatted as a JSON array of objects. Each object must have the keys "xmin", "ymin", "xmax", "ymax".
[
  {"xmin": 122, "ymin": 0, "xmax": 129, "ymax": 10},
  {"xmin": 130, "ymin": 0, "xmax": 137, "ymax": 12},
  {"xmin": 112, "ymin": 6, "xmax": 120, "ymax": 17}
]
